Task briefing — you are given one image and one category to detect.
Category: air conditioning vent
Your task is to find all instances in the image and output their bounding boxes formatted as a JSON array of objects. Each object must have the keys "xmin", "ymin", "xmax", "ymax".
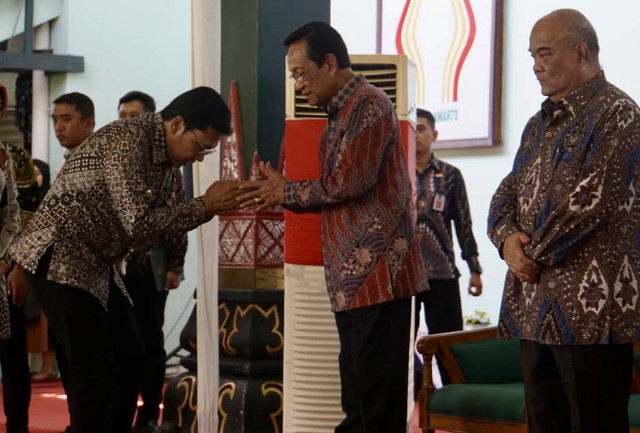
[
  {"xmin": 293, "ymin": 63, "xmax": 398, "ymax": 118},
  {"xmin": 286, "ymin": 55, "xmax": 415, "ymax": 120}
]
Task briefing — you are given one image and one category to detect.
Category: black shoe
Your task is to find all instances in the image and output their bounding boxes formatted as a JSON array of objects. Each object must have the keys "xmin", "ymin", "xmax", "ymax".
[
  {"xmin": 132, "ymin": 420, "xmax": 159, "ymax": 433},
  {"xmin": 157, "ymin": 422, "xmax": 180, "ymax": 433}
]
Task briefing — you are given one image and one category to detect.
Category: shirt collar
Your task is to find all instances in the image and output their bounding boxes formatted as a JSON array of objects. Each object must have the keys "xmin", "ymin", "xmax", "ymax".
[
  {"xmin": 148, "ymin": 113, "xmax": 169, "ymax": 165},
  {"xmin": 64, "ymin": 143, "xmax": 83, "ymax": 160},
  {"xmin": 417, "ymin": 155, "xmax": 442, "ymax": 174},
  {"xmin": 541, "ymin": 70, "xmax": 607, "ymax": 121},
  {"xmin": 429, "ymin": 156, "xmax": 443, "ymax": 171},
  {"xmin": 324, "ymin": 74, "xmax": 367, "ymax": 118}
]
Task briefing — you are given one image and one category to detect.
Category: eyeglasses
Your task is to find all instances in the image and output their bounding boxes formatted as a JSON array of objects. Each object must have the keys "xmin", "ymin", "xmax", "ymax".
[
  {"xmin": 190, "ymin": 130, "xmax": 215, "ymax": 156},
  {"xmin": 289, "ymin": 64, "xmax": 314, "ymax": 84}
]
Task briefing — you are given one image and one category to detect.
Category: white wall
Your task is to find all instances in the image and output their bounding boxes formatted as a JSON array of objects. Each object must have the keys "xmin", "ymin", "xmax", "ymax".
[
  {"xmin": 47, "ymin": 0, "xmax": 195, "ymax": 354},
  {"xmin": 332, "ymin": 0, "xmax": 640, "ymax": 326}
]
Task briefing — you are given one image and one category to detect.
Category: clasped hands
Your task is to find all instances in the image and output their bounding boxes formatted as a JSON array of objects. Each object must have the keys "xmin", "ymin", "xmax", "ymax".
[
  {"xmin": 202, "ymin": 161, "xmax": 286, "ymax": 216},
  {"xmin": 503, "ymin": 232, "xmax": 540, "ymax": 283}
]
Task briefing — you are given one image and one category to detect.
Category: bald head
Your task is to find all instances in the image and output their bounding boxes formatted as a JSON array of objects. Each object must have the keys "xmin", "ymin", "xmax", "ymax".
[
  {"xmin": 536, "ymin": 9, "xmax": 600, "ymax": 65},
  {"xmin": 529, "ymin": 9, "xmax": 603, "ymax": 102}
]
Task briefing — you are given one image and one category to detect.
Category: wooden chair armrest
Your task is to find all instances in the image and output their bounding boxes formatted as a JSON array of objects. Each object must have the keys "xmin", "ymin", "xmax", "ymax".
[{"xmin": 417, "ymin": 326, "xmax": 499, "ymax": 384}]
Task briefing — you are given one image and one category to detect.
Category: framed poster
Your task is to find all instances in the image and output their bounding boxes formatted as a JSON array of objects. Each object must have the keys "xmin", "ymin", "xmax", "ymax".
[{"xmin": 382, "ymin": 0, "xmax": 503, "ymax": 148}]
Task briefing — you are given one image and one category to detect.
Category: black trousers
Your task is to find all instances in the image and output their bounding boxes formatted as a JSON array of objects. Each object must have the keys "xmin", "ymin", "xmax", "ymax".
[
  {"xmin": 334, "ymin": 298, "xmax": 411, "ymax": 433},
  {"xmin": 49, "ymin": 324, "xmax": 70, "ymax": 399},
  {"xmin": 27, "ymin": 267, "xmax": 145, "ymax": 433},
  {"xmin": 0, "ymin": 301, "xmax": 31, "ymax": 433},
  {"xmin": 521, "ymin": 340, "xmax": 632, "ymax": 433},
  {"xmin": 414, "ymin": 278, "xmax": 462, "ymax": 385},
  {"xmin": 124, "ymin": 273, "xmax": 168, "ymax": 425}
]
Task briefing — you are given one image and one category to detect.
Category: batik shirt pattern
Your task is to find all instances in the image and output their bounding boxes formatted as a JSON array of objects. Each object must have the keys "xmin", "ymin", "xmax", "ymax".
[
  {"xmin": 488, "ymin": 71, "xmax": 640, "ymax": 344},
  {"xmin": 125, "ymin": 169, "xmax": 188, "ymax": 279},
  {"xmin": 0, "ymin": 141, "xmax": 20, "ymax": 340},
  {"xmin": 9, "ymin": 113, "xmax": 207, "ymax": 309},
  {"xmin": 416, "ymin": 158, "xmax": 482, "ymax": 280},
  {"xmin": 283, "ymin": 74, "xmax": 428, "ymax": 312}
]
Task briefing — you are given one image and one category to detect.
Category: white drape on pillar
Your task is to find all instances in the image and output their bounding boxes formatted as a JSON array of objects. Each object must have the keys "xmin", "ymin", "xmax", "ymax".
[
  {"xmin": 32, "ymin": 22, "xmax": 49, "ymax": 161},
  {"xmin": 191, "ymin": 1, "xmax": 222, "ymax": 432}
]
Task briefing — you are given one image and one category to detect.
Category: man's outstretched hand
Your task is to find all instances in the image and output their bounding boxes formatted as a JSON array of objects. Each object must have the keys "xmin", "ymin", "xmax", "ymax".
[
  {"xmin": 202, "ymin": 180, "xmax": 256, "ymax": 217},
  {"xmin": 237, "ymin": 161, "xmax": 287, "ymax": 212}
]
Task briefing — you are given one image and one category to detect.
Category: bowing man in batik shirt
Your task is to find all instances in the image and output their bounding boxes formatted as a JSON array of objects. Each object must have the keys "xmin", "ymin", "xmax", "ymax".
[
  {"xmin": 239, "ymin": 22, "xmax": 428, "ymax": 433},
  {"xmin": 488, "ymin": 9, "xmax": 640, "ymax": 433},
  {"xmin": 7, "ymin": 87, "xmax": 248, "ymax": 433},
  {"xmin": 117, "ymin": 90, "xmax": 188, "ymax": 432}
]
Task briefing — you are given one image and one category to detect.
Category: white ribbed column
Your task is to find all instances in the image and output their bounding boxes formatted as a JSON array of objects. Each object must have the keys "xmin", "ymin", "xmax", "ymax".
[
  {"xmin": 283, "ymin": 263, "xmax": 343, "ymax": 432},
  {"xmin": 407, "ymin": 302, "xmax": 415, "ymax": 433},
  {"xmin": 191, "ymin": 1, "xmax": 221, "ymax": 432},
  {"xmin": 283, "ymin": 264, "xmax": 415, "ymax": 432},
  {"xmin": 32, "ymin": 22, "xmax": 49, "ymax": 161}
]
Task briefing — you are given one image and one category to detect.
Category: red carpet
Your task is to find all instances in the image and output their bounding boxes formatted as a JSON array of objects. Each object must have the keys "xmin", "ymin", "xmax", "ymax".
[
  {"xmin": 0, "ymin": 379, "xmax": 69, "ymax": 433},
  {"xmin": 0, "ymin": 379, "xmax": 441, "ymax": 433}
]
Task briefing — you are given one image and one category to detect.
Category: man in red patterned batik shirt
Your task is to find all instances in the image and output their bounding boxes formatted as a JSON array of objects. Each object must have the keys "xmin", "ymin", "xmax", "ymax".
[{"xmin": 240, "ymin": 21, "xmax": 428, "ymax": 433}]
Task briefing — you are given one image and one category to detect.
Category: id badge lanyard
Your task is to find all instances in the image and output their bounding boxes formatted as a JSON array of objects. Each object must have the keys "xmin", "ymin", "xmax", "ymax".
[{"xmin": 432, "ymin": 171, "xmax": 446, "ymax": 213}]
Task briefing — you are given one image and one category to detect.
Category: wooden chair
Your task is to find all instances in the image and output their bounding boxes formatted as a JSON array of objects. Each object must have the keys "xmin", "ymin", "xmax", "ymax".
[
  {"xmin": 415, "ymin": 328, "xmax": 640, "ymax": 433},
  {"xmin": 416, "ymin": 326, "xmax": 527, "ymax": 433}
]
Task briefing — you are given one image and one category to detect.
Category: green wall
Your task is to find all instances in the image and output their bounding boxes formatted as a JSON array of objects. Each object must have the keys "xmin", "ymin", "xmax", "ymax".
[{"xmin": 221, "ymin": 0, "xmax": 329, "ymax": 175}]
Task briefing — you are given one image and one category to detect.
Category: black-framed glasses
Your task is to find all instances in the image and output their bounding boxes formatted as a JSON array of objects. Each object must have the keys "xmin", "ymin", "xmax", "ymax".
[
  {"xmin": 289, "ymin": 64, "xmax": 314, "ymax": 84},
  {"xmin": 190, "ymin": 130, "xmax": 215, "ymax": 156}
]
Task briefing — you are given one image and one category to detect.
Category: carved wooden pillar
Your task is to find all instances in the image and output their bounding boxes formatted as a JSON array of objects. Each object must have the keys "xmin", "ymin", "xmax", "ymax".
[
  {"xmin": 216, "ymin": 81, "xmax": 285, "ymax": 433},
  {"xmin": 216, "ymin": 2, "xmax": 329, "ymax": 430}
]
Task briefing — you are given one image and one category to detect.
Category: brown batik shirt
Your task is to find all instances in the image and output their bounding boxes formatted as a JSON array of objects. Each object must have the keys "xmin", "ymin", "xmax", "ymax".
[
  {"xmin": 488, "ymin": 71, "xmax": 640, "ymax": 345},
  {"xmin": 125, "ymin": 169, "xmax": 188, "ymax": 280},
  {"xmin": 0, "ymin": 141, "xmax": 20, "ymax": 340},
  {"xmin": 9, "ymin": 113, "xmax": 207, "ymax": 308}
]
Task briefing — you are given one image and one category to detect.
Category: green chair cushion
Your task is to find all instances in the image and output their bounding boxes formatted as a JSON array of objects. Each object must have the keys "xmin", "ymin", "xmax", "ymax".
[
  {"xmin": 428, "ymin": 382, "xmax": 525, "ymax": 423},
  {"xmin": 629, "ymin": 394, "xmax": 640, "ymax": 428},
  {"xmin": 449, "ymin": 338, "xmax": 522, "ymax": 383},
  {"xmin": 634, "ymin": 351, "xmax": 640, "ymax": 372}
]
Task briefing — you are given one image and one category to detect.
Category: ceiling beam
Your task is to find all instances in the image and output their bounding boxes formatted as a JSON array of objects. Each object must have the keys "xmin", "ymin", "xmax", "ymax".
[{"xmin": 0, "ymin": 51, "xmax": 84, "ymax": 74}]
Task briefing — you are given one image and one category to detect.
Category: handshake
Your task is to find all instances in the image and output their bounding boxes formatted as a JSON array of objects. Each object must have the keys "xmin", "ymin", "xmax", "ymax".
[{"xmin": 201, "ymin": 161, "xmax": 285, "ymax": 217}]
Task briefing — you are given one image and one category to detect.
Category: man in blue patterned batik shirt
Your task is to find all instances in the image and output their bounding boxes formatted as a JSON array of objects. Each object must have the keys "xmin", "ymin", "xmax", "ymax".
[{"xmin": 488, "ymin": 9, "xmax": 640, "ymax": 433}]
